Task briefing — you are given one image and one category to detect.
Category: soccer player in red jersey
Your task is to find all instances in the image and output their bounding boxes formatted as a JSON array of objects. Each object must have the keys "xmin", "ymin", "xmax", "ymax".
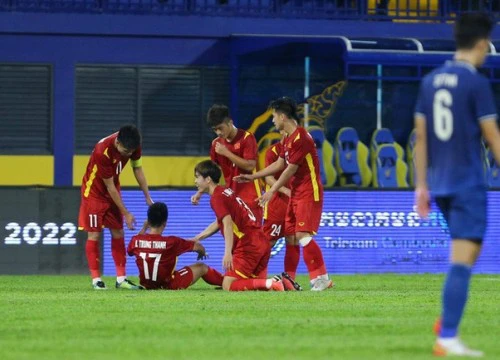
[
  {"xmin": 192, "ymin": 160, "xmax": 284, "ymax": 292},
  {"xmin": 78, "ymin": 125, "xmax": 153, "ymax": 290},
  {"xmin": 235, "ymin": 97, "xmax": 333, "ymax": 291},
  {"xmin": 191, "ymin": 105, "xmax": 262, "ymax": 223},
  {"xmin": 127, "ymin": 202, "xmax": 224, "ymax": 290},
  {"xmin": 262, "ymin": 133, "xmax": 302, "ymax": 291}
]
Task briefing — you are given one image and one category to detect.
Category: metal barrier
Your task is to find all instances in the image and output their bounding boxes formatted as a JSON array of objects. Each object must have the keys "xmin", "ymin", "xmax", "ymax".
[{"xmin": 0, "ymin": 0, "xmax": 499, "ymax": 19}]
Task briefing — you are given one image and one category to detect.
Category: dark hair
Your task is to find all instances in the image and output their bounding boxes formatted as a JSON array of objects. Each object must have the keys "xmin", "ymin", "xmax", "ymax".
[
  {"xmin": 207, "ymin": 104, "xmax": 231, "ymax": 128},
  {"xmin": 194, "ymin": 160, "xmax": 222, "ymax": 184},
  {"xmin": 117, "ymin": 125, "xmax": 141, "ymax": 150},
  {"xmin": 147, "ymin": 202, "xmax": 168, "ymax": 227},
  {"xmin": 455, "ymin": 13, "xmax": 494, "ymax": 50},
  {"xmin": 269, "ymin": 97, "xmax": 298, "ymax": 120}
]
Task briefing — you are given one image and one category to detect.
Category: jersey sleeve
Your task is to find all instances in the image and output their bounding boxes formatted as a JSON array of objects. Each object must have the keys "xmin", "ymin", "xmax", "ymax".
[
  {"xmin": 95, "ymin": 150, "xmax": 114, "ymax": 179},
  {"xmin": 130, "ymin": 146, "xmax": 142, "ymax": 167},
  {"xmin": 265, "ymin": 145, "xmax": 278, "ymax": 167},
  {"xmin": 474, "ymin": 76, "xmax": 498, "ymax": 122},
  {"xmin": 210, "ymin": 192, "xmax": 231, "ymax": 221},
  {"xmin": 171, "ymin": 237, "xmax": 195, "ymax": 256},
  {"xmin": 241, "ymin": 132, "xmax": 258, "ymax": 161},
  {"xmin": 414, "ymin": 81, "xmax": 426, "ymax": 119},
  {"xmin": 287, "ymin": 130, "xmax": 311, "ymax": 165},
  {"xmin": 127, "ymin": 237, "xmax": 136, "ymax": 256}
]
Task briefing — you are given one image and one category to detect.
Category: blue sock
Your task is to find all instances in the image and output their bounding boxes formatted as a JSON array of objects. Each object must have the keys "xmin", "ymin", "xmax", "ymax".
[{"xmin": 440, "ymin": 263, "xmax": 472, "ymax": 338}]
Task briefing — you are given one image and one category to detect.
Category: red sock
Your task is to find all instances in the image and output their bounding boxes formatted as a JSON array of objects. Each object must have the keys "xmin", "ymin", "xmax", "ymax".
[
  {"xmin": 202, "ymin": 267, "xmax": 224, "ymax": 286},
  {"xmin": 302, "ymin": 239, "xmax": 327, "ymax": 280},
  {"xmin": 111, "ymin": 237, "xmax": 126, "ymax": 277},
  {"xmin": 284, "ymin": 244, "xmax": 300, "ymax": 280},
  {"xmin": 229, "ymin": 279, "xmax": 269, "ymax": 291},
  {"xmin": 85, "ymin": 240, "xmax": 101, "ymax": 279}
]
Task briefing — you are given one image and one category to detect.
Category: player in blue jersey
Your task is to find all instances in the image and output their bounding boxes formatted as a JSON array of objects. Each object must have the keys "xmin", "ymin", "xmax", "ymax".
[{"xmin": 414, "ymin": 13, "xmax": 500, "ymax": 357}]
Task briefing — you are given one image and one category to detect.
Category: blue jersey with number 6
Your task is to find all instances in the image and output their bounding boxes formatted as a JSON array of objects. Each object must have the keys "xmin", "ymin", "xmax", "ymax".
[{"xmin": 414, "ymin": 60, "xmax": 498, "ymax": 195}]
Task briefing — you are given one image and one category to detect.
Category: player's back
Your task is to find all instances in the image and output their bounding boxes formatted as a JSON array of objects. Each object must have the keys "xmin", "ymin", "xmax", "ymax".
[
  {"xmin": 416, "ymin": 61, "xmax": 496, "ymax": 195},
  {"xmin": 211, "ymin": 186, "xmax": 262, "ymax": 242},
  {"xmin": 127, "ymin": 234, "xmax": 194, "ymax": 289}
]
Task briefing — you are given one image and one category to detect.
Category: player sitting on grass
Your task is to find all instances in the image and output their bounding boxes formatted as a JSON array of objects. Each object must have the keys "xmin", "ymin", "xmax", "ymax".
[
  {"xmin": 192, "ymin": 160, "xmax": 285, "ymax": 292},
  {"xmin": 127, "ymin": 202, "xmax": 224, "ymax": 290}
]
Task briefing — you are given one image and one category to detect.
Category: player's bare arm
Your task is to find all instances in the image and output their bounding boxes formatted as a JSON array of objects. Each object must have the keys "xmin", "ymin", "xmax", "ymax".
[
  {"xmin": 414, "ymin": 116, "xmax": 430, "ymax": 218},
  {"xmin": 480, "ymin": 119, "xmax": 500, "ymax": 166},
  {"xmin": 191, "ymin": 190, "xmax": 203, "ymax": 205},
  {"xmin": 234, "ymin": 157, "xmax": 285, "ymax": 182},
  {"xmin": 138, "ymin": 220, "xmax": 149, "ymax": 235},
  {"xmin": 259, "ymin": 163, "xmax": 298, "ymax": 207},
  {"xmin": 215, "ymin": 142, "xmax": 256, "ymax": 172},
  {"xmin": 221, "ymin": 215, "xmax": 234, "ymax": 270},
  {"xmin": 132, "ymin": 166, "xmax": 154, "ymax": 206},
  {"xmin": 102, "ymin": 176, "xmax": 136, "ymax": 230},
  {"xmin": 193, "ymin": 220, "xmax": 220, "ymax": 241},
  {"xmin": 265, "ymin": 175, "xmax": 291, "ymax": 197}
]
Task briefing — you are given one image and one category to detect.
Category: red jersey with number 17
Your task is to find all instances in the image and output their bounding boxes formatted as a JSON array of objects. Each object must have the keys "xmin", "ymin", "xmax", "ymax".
[
  {"xmin": 81, "ymin": 132, "xmax": 142, "ymax": 201},
  {"xmin": 210, "ymin": 186, "xmax": 262, "ymax": 246},
  {"xmin": 280, "ymin": 127, "xmax": 323, "ymax": 202},
  {"xmin": 210, "ymin": 129, "xmax": 261, "ymax": 207},
  {"xmin": 127, "ymin": 234, "xmax": 194, "ymax": 289}
]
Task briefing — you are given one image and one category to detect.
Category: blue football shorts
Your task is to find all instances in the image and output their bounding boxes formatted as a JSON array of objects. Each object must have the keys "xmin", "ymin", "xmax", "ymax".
[{"xmin": 435, "ymin": 186, "xmax": 487, "ymax": 243}]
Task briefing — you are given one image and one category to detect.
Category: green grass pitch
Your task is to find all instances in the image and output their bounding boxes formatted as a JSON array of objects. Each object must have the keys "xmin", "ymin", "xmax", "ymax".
[{"xmin": 1, "ymin": 274, "xmax": 499, "ymax": 360}]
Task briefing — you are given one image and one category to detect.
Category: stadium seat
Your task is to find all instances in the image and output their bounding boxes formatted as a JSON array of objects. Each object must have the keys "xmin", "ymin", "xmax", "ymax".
[
  {"xmin": 373, "ymin": 144, "xmax": 409, "ymax": 188},
  {"xmin": 334, "ymin": 127, "xmax": 371, "ymax": 187},
  {"xmin": 406, "ymin": 129, "xmax": 416, "ymax": 186},
  {"xmin": 370, "ymin": 128, "xmax": 404, "ymax": 168},
  {"xmin": 307, "ymin": 126, "xmax": 337, "ymax": 187}
]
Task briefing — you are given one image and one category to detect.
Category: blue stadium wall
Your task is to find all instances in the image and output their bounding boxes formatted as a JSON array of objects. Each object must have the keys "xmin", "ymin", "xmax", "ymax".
[{"xmin": 3, "ymin": 12, "xmax": 500, "ymax": 186}]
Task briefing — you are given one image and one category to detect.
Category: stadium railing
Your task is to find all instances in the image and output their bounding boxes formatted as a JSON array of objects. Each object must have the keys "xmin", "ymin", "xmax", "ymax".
[{"xmin": 0, "ymin": 0, "xmax": 499, "ymax": 20}]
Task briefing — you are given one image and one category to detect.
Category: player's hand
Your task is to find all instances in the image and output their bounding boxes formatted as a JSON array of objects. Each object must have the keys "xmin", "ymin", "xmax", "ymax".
[
  {"xmin": 223, "ymin": 252, "xmax": 233, "ymax": 271},
  {"xmin": 233, "ymin": 174, "xmax": 253, "ymax": 183},
  {"xmin": 258, "ymin": 191, "xmax": 274, "ymax": 208},
  {"xmin": 215, "ymin": 142, "xmax": 230, "ymax": 157},
  {"xmin": 415, "ymin": 187, "xmax": 430, "ymax": 219},
  {"xmin": 124, "ymin": 212, "xmax": 136, "ymax": 230},
  {"xmin": 191, "ymin": 192, "xmax": 202, "ymax": 205}
]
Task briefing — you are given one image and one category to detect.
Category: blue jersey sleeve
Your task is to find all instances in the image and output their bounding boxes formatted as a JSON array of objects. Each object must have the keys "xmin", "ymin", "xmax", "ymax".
[
  {"xmin": 474, "ymin": 76, "xmax": 498, "ymax": 122},
  {"xmin": 414, "ymin": 79, "xmax": 427, "ymax": 119}
]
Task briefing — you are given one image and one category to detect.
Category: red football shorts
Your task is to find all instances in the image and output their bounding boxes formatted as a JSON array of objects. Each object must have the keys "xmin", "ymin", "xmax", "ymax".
[
  {"xmin": 263, "ymin": 193, "xmax": 288, "ymax": 242},
  {"xmin": 225, "ymin": 232, "xmax": 270, "ymax": 279},
  {"xmin": 284, "ymin": 196, "xmax": 323, "ymax": 235},
  {"xmin": 140, "ymin": 266, "xmax": 194, "ymax": 290},
  {"xmin": 169, "ymin": 266, "xmax": 194, "ymax": 290},
  {"xmin": 78, "ymin": 196, "xmax": 123, "ymax": 232}
]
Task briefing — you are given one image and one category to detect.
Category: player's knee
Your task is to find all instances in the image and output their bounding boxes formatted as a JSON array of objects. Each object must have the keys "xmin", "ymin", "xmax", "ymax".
[
  {"xmin": 200, "ymin": 263, "xmax": 209, "ymax": 274},
  {"xmin": 298, "ymin": 236, "xmax": 313, "ymax": 247},
  {"xmin": 222, "ymin": 277, "xmax": 234, "ymax": 291}
]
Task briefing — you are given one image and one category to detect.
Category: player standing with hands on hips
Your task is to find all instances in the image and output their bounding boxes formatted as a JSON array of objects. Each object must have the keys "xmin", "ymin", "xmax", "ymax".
[
  {"xmin": 414, "ymin": 13, "xmax": 500, "ymax": 357},
  {"xmin": 78, "ymin": 125, "xmax": 153, "ymax": 290}
]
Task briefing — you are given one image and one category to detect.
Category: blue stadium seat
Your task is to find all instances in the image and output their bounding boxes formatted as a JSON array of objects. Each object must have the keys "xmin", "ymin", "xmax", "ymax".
[
  {"xmin": 373, "ymin": 144, "xmax": 408, "ymax": 188},
  {"xmin": 370, "ymin": 128, "xmax": 404, "ymax": 168},
  {"xmin": 307, "ymin": 126, "xmax": 337, "ymax": 187},
  {"xmin": 334, "ymin": 127, "xmax": 371, "ymax": 187}
]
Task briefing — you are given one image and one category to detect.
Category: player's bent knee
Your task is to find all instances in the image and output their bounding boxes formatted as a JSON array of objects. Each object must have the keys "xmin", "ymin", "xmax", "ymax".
[
  {"xmin": 222, "ymin": 277, "xmax": 235, "ymax": 291},
  {"xmin": 298, "ymin": 236, "xmax": 312, "ymax": 247}
]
